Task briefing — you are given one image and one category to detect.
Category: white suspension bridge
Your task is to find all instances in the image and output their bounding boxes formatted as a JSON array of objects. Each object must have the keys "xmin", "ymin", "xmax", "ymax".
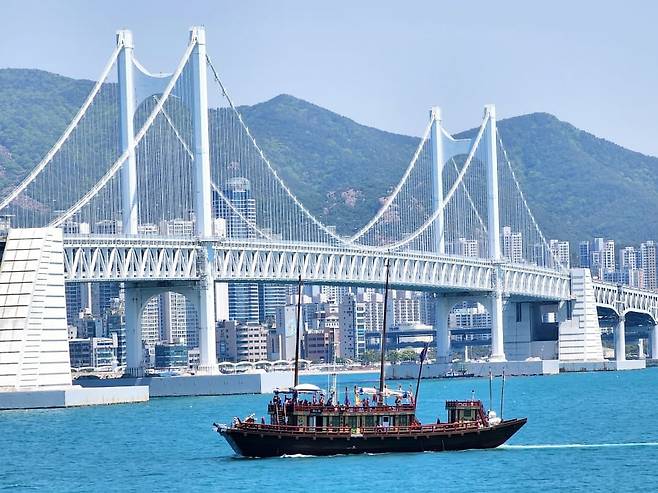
[{"xmin": 1, "ymin": 27, "xmax": 656, "ymax": 377}]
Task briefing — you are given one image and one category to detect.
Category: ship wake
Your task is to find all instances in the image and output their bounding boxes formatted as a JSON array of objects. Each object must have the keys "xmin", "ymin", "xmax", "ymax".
[{"xmin": 501, "ymin": 442, "xmax": 658, "ymax": 450}]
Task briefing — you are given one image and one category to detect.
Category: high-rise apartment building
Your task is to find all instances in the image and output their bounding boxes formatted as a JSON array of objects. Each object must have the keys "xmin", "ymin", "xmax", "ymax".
[
  {"xmin": 214, "ymin": 177, "xmax": 260, "ymax": 323},
  {"xmin": 620, "ymin": 246, "xmax": 637, "ymax": 270},
  {"xmin": 579, "ymin": 241, "xmax": 590, "ymax": 268},
  {"xmin": 458, "ymin": 237, "xmax": 479, "ymax": 258},
  {"xmin": 502, "ymin": 226, "xmax": 523, "ymax": 263},
  {"xmin": 258, "ymin": 284, "xmax": 287, "ymax": 323},
  {"xmin": 141, "ymin": 296, "xmax": 161, "ymax": 347},
  {"xmin": 549, "ymin": 239, "xmax": 570, "ymax": 269},
  {"xmin": 641, "ymin": 241, "xmax": 657, "ymax": 291}
]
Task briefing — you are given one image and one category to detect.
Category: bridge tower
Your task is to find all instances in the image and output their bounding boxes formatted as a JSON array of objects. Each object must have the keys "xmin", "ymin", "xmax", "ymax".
[
  {"xmin": 118, "ymin": 27, "xmax": 218, "ymax": 376},
  {"xmin": 189, "ymin": 26, "xmax": 218, "ymax": 374},
  {"xmin": 116, "ymin": 30, "xmax": 143, "ymax": 376},
  {"xmin": 117, "ymin": 30, "xmax": 139, "ymax": 236},
  {"xmin": 484, "ymin": 104, "xmax": 506, "ymax": 362},
  {"xmin": 429, "ymin": 107, "xmax": 445, "ymax": 255}
]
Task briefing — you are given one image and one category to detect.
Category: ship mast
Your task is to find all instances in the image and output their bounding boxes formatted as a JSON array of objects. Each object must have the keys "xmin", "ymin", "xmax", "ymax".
[
  {"xmin": 293, "ymin": 274, "xmax": 303, "ymax": 389},
  {"xmin": 378, "ymin": 260, "xmax": 391, "ymax": 404}
]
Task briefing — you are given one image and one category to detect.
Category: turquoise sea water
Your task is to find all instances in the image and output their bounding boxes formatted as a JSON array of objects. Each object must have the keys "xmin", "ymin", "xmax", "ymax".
[{"xmin": 1, "ymin": 368, "xmax": 658, "ymax": 492}]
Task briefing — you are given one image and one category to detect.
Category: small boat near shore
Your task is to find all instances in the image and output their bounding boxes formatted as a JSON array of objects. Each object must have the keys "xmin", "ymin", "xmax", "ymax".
[{"xmin": 213, "ymin": 266, "xmax": 526, "ymax": 457}]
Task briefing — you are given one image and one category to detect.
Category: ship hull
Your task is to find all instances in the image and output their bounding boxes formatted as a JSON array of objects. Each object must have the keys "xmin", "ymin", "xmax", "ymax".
[{"xmin": 217, "ymin": 418, "xmax": 526, "ymax": 457}]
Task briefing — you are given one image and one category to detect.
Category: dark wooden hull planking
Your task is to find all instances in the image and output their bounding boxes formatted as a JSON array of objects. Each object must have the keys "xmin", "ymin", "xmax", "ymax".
[{"xmin": 217, "ymin": 418, "xmax": 527, "ymax": 457}]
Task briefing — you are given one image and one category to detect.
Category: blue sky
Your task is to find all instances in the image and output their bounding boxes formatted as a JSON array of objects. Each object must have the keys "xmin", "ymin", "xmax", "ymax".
[{"xmin": 2, "ymin": 0, "xmax": 658, "ymax": 156}]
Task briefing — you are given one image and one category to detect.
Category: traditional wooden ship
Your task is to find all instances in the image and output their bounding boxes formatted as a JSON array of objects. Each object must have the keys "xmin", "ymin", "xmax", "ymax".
[{"xmin": 214, "ymin": 268, "xmax": 526, "ymax": 457}]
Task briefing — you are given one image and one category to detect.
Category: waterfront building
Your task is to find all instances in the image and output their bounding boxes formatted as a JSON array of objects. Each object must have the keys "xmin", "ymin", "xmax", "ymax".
[
  {"xmin": 448, "ymin": 302, "xmax": 492, "ymax": 330},
  {"xmin": 187, "ymin": 348, "xmax": 200, "ymax": 372},
  {"xmin": 304, "ymin": 329, "xmax": 332, "ymax": 362},
  {"xmin": 365, "ymin": 323, "xmax": 434, "ymax": 352},
  {"xmin": 338, "ymin": 291, "xmax": 384, "ymax": 360},
  {"xmin": 69, "ymin": 337, "xmax": 117, "ymax": 369},
  {"xmin": 185, "ymin": 300, "xmax": 199, "ymax": 349},
  {"xmin": 154, "ymin": 342, "xmax": 188, "ymax": 369},
  {"xmin": 216, "ymin": 320, "xmax": 269, "ymax": 362},
  {"xmin": 273, "ymin": 297, "xmax": 310, "ymax": 360}
]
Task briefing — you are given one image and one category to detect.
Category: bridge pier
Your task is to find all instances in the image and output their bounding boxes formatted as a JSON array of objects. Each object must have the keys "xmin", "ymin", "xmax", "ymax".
[
  {"xmin": 652, "ymin": 325, "xmax": 658, "ymax": 359},
  {"xmin": 124, "ymin": 284, "xmax": 144, "ymax": 377},
  {"xmin": 614, "ymin": 315, "xmax": 626, "ymax": 362},
  {"xmin": 196, "ymin": 277, "xmax": 218, "ymax": 375},
  {"xmin": 489, "ymin": 292, "xmax": 506, "ymax": 362}
]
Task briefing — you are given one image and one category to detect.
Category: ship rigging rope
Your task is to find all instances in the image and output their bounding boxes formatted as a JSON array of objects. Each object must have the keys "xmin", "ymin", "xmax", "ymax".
[
  {"xmin": 156, "ymin": 97, "xmax": 274, "ymax": 240},
  {"xmin": 206, "ymin": 54, "xmax": 348, "ymax": 246},
  {"xmin": 0, "ymin": 44, "xmax": 122, "ymax": 212},
  {"xmin": 497, "ymin": 136, "xmax": 565, "ymax": 272},
  {"xmin": 50, "ymin": 39, "xmax": 197, "ymax": 227},
  {"xmin": 370, "ymin": 113, "xmax": 489, "ymax": 251},
  {"xmin": 346, "ymin": 117, "xmax": 434, "ymax": 243}
]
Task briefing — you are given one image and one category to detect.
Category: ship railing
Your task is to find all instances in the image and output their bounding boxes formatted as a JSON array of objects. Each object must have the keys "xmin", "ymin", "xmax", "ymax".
[
  {"xmin": 237, "ymin": 420, "xmax": 481, "ymax": 435},
  {"xmin": 280, "ymin": 403, "xmax": 416, "ymax": 414}
]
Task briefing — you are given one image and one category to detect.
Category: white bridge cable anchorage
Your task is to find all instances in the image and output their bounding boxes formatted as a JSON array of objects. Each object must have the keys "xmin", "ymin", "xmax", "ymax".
[
  {"xmin": 0, "ymin": 44, "xmax": 122, "ymax": 212},
  {"xmin": 371, "ymin": 113, "xmax": 490, "ymax": 252},
  {"xmin": 50, "ymin": 39, "xmax": 197, "ymax": 227}
]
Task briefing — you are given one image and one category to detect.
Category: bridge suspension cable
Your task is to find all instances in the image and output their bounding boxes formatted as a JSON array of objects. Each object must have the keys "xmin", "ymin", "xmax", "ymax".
[
  {"xmin": 157, "ymin": 96, "xmax": 274, "ymax": 241},
  {"xmin": 346, "ymin": 117, "xmax": 434, "ymax": 244},
  {"xmin": 0, "ymin": 45, "xmax": 123, "ymax": 226},
  {"xmin": 51, "ymin": 38, "xmax": 197, "ymax": 227},
  {"xmin": 369, "ymin": 113, "xmax": 490, "ymax": 252},
  {"xmin": 206, "ymin": 54, "xmax": 348, "ymax": 246},
  {"xmin": 497, "ymin": 135, "xmax": 566, "ymax": 271}
]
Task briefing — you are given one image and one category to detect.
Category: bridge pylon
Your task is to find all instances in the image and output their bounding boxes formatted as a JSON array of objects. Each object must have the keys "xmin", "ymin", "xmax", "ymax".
[
  {"xmin": 484, "ymin": 104, "xmax": 505, "ymax": 362},
  {"xmin": 117, "ymin": 30, "xmax": 139, "ymax": 236},
  {"xmin": 429, "ymin": 107, "xmax": 445, "ymax": 255}
]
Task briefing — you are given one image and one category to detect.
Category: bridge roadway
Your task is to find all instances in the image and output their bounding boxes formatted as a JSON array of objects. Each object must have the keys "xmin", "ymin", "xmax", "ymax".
[
  {"xmin": 60, "ymin": 235, "xmax": 658, "ymax": 366},
  {"xmin": 62, "ymin": 235, "xmax": 572, "ymax": 301}
]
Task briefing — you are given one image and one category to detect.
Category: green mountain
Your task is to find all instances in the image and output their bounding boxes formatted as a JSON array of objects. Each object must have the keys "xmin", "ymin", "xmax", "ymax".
[{"xmin": 1, "ymin": 68, "xmax": 657, "ymax": 246}]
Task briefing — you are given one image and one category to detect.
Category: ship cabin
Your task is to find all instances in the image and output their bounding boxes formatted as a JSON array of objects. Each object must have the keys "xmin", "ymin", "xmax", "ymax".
[
  {"xmin": 445, "ymin": 400, "xmax": 488, "ymax": 425},
  {"xmin": 267, "ymin": 384, "xmax": 418, "ymax": 432}
]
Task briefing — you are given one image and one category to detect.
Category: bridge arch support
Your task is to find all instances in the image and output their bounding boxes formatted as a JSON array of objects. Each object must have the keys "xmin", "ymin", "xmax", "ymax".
[{"xmin": 124, "ymin": 280, "xmax": 217, "ymax": 376}]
